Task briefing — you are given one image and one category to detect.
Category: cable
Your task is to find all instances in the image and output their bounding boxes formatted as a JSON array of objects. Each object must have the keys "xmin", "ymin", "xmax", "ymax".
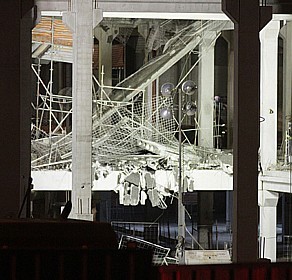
[
  {"xmin": 185, "ymin": 227, "xmax": 205, "ymax": 250},
  {"xmin": 151, "ymin": 210, "xmax": 165, "ymax": 225},
  {"xmin": 289, "ymin": 160, "xmax": 292, "ymax": 260},
  {"xmin": 18, "ymin": 177, "xmax": 33, "ymax": 218}
]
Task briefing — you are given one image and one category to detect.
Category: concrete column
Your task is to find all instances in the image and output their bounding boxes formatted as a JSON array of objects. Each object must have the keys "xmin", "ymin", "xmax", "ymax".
[
  {"xmin": 222, "ymin": 31, "xmax": 234, "ymax": 149},
  {"xmin": 0, "ymin": 1, "xmax": 34, "ymax": 218},
  {"xmin": 63, "ymin": 4, "xmax": 102, "ymax": 220},
  {"xmin": 198, "ymin": 31, "xmax": 217, "ymax": 148},
  {"xmin": 222, "ymin": 0, "xmax": 272, "ymax": 262},
  {"xmin": 258, "ymin": 190, "xmax": 279, "ymax": 261},
  {"xmin": 139, "ymin": 24, "xmax": 155, "ymax": 140},
  {"xmin": 280, "ymin": 21, "xmax": 292, "ymax": 143},
  {"xmin": 222, "ymin": 31, "xmax": 234, "ymax": 231},
  {"xmin": 197, "ymin": 31, "xmax": 217, "ymax": 249},
  {"xmin": 260, "ymin": 20, "xmax": 280, "ymax": 171},
  {"xmin": 226, "ymin": 190, "xmax": 232, "ymax": 230},
  {"xmin": 94, "ymin": 25, "xmax": 118, "ymax": 89}
]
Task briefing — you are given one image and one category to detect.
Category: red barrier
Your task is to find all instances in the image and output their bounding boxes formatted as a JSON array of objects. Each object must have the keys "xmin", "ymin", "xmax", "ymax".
[
  {"xmin": 270, "ymin": 266, "xmax": 291, "ymax": 280},
  {"xmin": 158, "ymin": 263, "xmax": 292, "ymax": 280},
  {"xmin": 252, "ymin": 266, "xmax": 269, "ymax": 280},
  {"xmin": 214, "ymin": 268, "xmax": 231, "ymax": 280},
  {"xmin": 1, "ymin": 245, "xmax": 292, "ymax": 280},
  {"xmin": 233, "ymin": 267, "xmax": 249, "ymax": 280},
  {"xmin": 194, "ymin": 268, "xmax": 212, "ymax": 280},
  {"xmin": 0, "ymin": 249, "xmax": 154, "ymax": 280}
]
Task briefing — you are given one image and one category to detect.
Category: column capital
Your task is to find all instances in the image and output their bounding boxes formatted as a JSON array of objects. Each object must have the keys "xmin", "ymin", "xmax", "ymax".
[
  {"xmin": 21, "ymin": 0, "xmax": 34, "ymax": 18},
  {"xmin": 260, "ymin": 20, "xmax": 280, "ymax": 41},
  {"xmin": 200, "ymin": 31, "xmax": 218, "ymax": 48},
  {"xmin": 222, "ymin": 0, "xmax": 272, "ymax": 30},
  {"xmin": 62, "ymin": 11, "xmax": 76, "ymax": 32},
  {"xmin": 279, "ymin": 20, "xmax": 292, "ymax": 40},
  {"xmin": 258, "ymin": 190, "xmax": 279, "ymax": 207},
  {"xmin": 63, "ymin": 8, "xmax": 102, "ymax": 32},
  {"xmin": 93, "ymin": 9, "xmax": 103, "ymax": 29}
]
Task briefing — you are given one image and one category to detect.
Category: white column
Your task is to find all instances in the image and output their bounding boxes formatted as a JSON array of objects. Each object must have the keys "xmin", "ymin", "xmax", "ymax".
[
  {"xmin": 258, "ymin": 19, "xmax": 280, "ymax": 262},
  {"xmin": 280, "ymin": 21, "xmax": 292, "ymax": 138},
  {"xmin": 258, "ymin": 189, "xmax": 279, "ymax": 262},
  {"xmin": 94, "ymin": 25, "xmax": 118, "ymax": 89},
  {"xmin": 197, "ymin": 32, "xmax": 216, "ymax": 250},
  {"xmin": 63, "ymin": 4, "xmax": 102, "ymax": 220},
  {"xmin": 260, "ymin": 20, "xmax": 280, "ymax": 171},
  {"xmin": 198, "ymin": 31, "xmax": 217, "ymax": 148},
  {"xmin": 223, "ymin": 31, "xmax": 234, "ymax": 231},
  {"xmin": 225, "ymin": 31, "xmax": 234, "ymax": 149}
]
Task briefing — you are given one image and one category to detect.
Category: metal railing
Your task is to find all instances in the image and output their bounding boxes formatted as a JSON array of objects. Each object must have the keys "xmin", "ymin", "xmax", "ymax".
[{"xmin": 111, "ymin": 221, "xmax": 160, "ymax": 244}]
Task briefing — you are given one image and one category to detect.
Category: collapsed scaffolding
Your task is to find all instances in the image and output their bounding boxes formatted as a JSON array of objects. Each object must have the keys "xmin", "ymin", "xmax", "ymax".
[
  {"xmin": 31, "ymin": 19, "xmax": 230, "ymax": 166},
  {"xmin": 31, "ymin": 18, "xmax": 234, "ymax": 209}
]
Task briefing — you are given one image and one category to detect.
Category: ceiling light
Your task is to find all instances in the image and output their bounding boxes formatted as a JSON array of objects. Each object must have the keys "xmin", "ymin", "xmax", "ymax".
[
  {"xmin": 161, "ymin": 83, "xmax": 175, "ymax": 97},
  {"xmin": 183, "ymin": 101, "xmax": 197, "ymax": 116},
  {"xmin": 160, "ymin": 107, "xmax": 173, "ymax": 119},
  {"xmin": 181, "ymin": 80, "xmax": 197, "ymax": 95}
]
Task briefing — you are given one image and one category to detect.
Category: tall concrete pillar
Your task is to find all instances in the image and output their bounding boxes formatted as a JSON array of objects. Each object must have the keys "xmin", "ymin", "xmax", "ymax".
[
  {"xmin": 63, "ymin": 3, "xmax": 102, "ymax": 221},
  {"xmin": 279, "ymin": 20, "xmax": 292, "ymax": 247},
  {"xmin": 258, "ymin": 22, "xmax": 280, "ymax": 261},
  {"xmin": 258, "ymin": 190, "xmax": 279, "ymax": 261},
  {"xmin": 197, "ymin": 31, "xmax": 217, "ymax": 249},
  {"xmin": 222, "ymin": 0, "xmax": 272, "ymax": 262},
  {"xmin": 280, "ymin": 21, "xmax": 292, "ymax": 143},
  {"xmin": 222, "ymin": 31, "xmax": 234, "ymax": 231},
  {"xmin": 260, "ymin": 20, "xmax": 280, "ymax": 170},
  {"xmin": 0, "ymin": 1, "xmax": 34, "ymax": 218},
  {"xmin": 138, "ymin": 24, "xmax": 156, "ymax": 139},
  {"xmin": 94, "ymin": 25, "xmax": 118, "ymax": 89},
  {"xmin": 198, "ymin": 31, "xmax": 217, "ymax": 148},
  {"xmin": 222, "ymin": 31, "xmax": 234, "ymax": 149}
]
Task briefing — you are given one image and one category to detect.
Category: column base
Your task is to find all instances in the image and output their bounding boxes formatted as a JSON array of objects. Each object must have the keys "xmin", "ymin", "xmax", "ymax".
[{"xmin": 69, "ymin": 213, "xmax": 93, "ymax": 221}]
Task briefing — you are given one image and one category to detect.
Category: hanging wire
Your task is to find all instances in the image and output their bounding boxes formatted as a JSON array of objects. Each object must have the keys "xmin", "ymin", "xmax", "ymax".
[{"xmin": 286, "ymin": 157, "xmax": 292, "ymax": 260}]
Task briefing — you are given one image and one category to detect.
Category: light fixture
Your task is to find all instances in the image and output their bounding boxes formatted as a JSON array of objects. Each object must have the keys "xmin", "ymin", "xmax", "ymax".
[
  {"xmin": 183, "ymin": 101, "xmax": 197, "ymax": 116},
  {"xmin": 160, "ymin": 107, "xmax": 173, "ymax": 119},
  {"xmin": 214, "ymin": 95, "xmax": 221, "ymax": 103},
  {"xmin": 161, "ymin": 83, "xmax": 175, "ymax": 97},
  {"xmin": 159, "ymin": 80, "xmax": 198, "ymax": 265},
  {"xmin": 181, "ymin": 80, "xmax": 197, "ymax": 95}
]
